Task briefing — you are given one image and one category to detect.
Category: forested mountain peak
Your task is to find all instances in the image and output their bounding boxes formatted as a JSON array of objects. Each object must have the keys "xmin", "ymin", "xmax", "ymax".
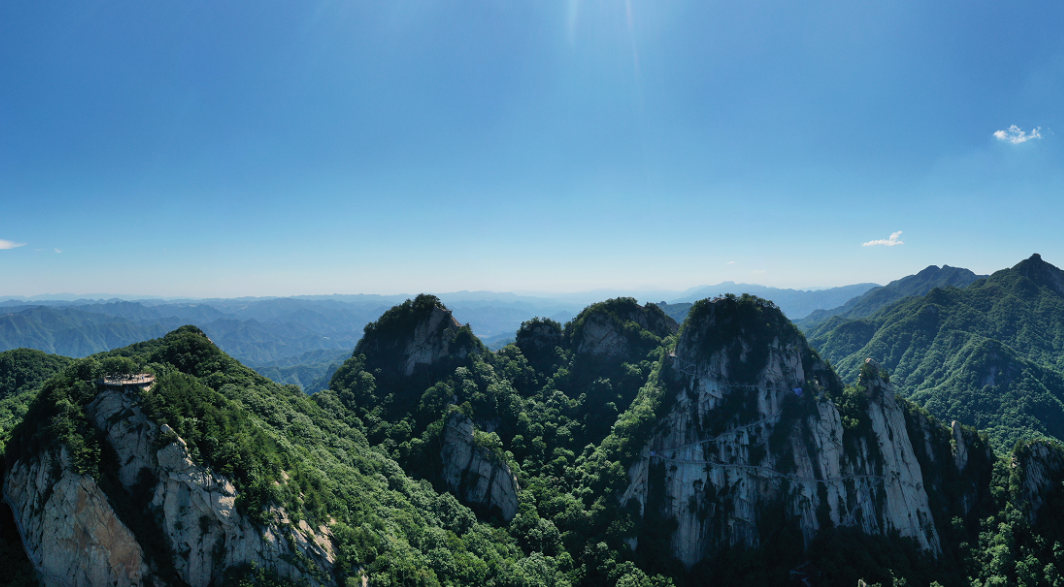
[
  {"xmin": 799, "ymin": 264, "xmax": 984, "ymax": 327},
  {"xmin": 614, "ymin": 296, "xmax": 956, "ymax": 574},
  {"xmin": 1008, "ymin": 253, "xmax": 1064, "ymax": 297},
  {"xmin": 567, "ymin": 297, "xmax": 677, "ymax": 360},
  {"xmin": 2, "ymin": 325, "xmax": 582, "ymax": 586},
  {"xmin": 680, "ymin": 295, "xmax": 803, "ymax": 363},
  {"xmin": 354, "ymin": 294, "xmax": 482, "ymax": 379},
  {"xmin": 9, "ymin": 291, "xmax": 1064, "ymax": 585},
  {"xmin": 807, "ymin": 254, "xmax": 1064, "ymax": 452}
]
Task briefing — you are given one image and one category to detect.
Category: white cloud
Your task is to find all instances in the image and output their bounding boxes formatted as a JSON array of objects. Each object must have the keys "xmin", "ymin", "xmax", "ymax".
[
  {"xmin": 0, "ymin": 239, "xmax": 26, "ymax": 250},
  {"xmin": 727, "ymin": 260, "xmax": 736, "ymax": 265},
  {"xmin": 862, "ymin": 231, "xmax": 904, "ymax": 247},
  {"xmin": 994, "ymin": 125, "xmax": 1042, "ymax": 144},
  {"xmin": 751, "ymin": 269, "xmax": 766, "ymax": 274},
  {"xmin": 54, "ymin": 248, "xmax": 62, "ymax": 254}
]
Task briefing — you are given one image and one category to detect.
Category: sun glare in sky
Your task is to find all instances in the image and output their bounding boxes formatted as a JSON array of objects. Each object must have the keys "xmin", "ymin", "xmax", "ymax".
[{"xmin": 2, "ymin": 1, "xmax": 1062, "ymax": 297}]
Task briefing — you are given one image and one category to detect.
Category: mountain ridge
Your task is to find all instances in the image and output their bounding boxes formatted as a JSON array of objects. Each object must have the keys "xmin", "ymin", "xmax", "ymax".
[
  {"xmin": 807, "ymin": 254, "xmax": 1064, "ymax": 451},
  {"xmin": 798, "ymin": 264, "xmax": 985, "ymax": 328}
]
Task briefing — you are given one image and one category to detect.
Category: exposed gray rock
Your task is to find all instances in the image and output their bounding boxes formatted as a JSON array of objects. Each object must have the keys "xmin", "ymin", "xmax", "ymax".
[
  {"xmin": 952, "ymin": 420, "xmax": 970, "ymax": 473},
  {"xmin": 440, "ymin": 412, "xmax": 519, "ymax": 521},
  {"xmin": 1013, "ymin": 440, "xmax": 1064, "ymax": 523},
  {"xmin": 573, "ymin": 303, "xmax": 678, "ymax": 359},
  {"xmin": 899, "ymin": 406, "xmax": 993, "ymax": 522},
  {"xmin": 5, "ymin": 386, "xmax": 336, "ymax": 587},
  {"xmin": 3, "ymin": 448, "xmax": 149, "ymax": 587},
  {"xmin": 402, "ymin": 305, "xmax": 466, "ymax": 376},
  {"xmin": 621, "ymin": 300, "xmax": 940, "ymax": 567},
  {"xmin": 573, "ymin": 313, "xmax": 633, "ymax": 359}
]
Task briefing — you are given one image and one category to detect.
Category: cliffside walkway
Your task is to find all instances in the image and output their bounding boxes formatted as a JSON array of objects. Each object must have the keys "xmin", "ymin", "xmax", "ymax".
[
  {"xmin": 669, "ymin": 355, "xmax": 804, "ymax": 405},
  {"xmin": 650, "ymin": 454, "xmax": 887, "ymax": 485},
  {"xmin": 649, "ymin": 452, "xmax": 887, "ymax": 525},
  {"xmin": 98, "ymin": 373, "xmax": 155, "ymax": 391},
  {"xmin": 649, "ymin": 413, "xmax": 781, "ymax": 455},
  {"xmin": 658, "ymin": 354, "xmax": 886, "ymax": 525}
]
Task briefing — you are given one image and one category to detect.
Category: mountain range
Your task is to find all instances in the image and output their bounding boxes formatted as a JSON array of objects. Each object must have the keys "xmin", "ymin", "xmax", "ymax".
[
  {"xmin": 7, "ymin": 256, "xmax": 1064, "ymax": 585},
  {"xmin": 806, "ymin": 254, "xmax": 1064, "ymax": 451},
  {"xmin": 1, "ymin": 283, "xmax": 881, "ymax": 393},
  {"xmin": 4, "ymin": 286, "xmax": 1064, "ymax": 586}
]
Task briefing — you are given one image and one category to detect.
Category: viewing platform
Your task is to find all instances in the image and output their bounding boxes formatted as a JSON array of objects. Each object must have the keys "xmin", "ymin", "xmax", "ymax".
[{"xmin": 98, "ymin": 373, "xmax": 155, "ymax": 391}]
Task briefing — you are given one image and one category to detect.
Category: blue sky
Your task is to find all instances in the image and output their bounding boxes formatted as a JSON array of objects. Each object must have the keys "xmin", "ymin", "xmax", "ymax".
[{"xmin": 2, "ymin": 0, "xmax": 1062, "ymax": 297}]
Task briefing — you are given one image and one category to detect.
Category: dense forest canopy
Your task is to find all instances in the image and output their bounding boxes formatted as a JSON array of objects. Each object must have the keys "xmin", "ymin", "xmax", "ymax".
[
  {"xmin": 5, "ymin": 269, "xmax": 1064, "ymax": 586},
  {"xmin": 806, "ymin": 254, "xmax": 1064, "ymax": 452}
]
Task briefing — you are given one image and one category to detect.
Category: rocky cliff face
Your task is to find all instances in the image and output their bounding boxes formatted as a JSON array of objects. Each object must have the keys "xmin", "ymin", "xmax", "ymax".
[
  {"xmin": 440, "ymin": 412, "xmax": 519, "ymax": 521},
  {"xmin": 571, "ymin": 300, "xmax": 678, "ymax": 360},
  {"xmin": 4, "ymin": 448, "xmax": 149, "ymax": 587},
  {"xmin": 902, "ymin": 405, "xmax": 994, "ymax": 521},
  {"xmin": 620, "ymin": 297, "xmax": 941, "ymax": 567},
  {"xmin": 400, "ymin": 305, "xmax": 466, "ymax": 376},
  {"xmin": 1013, "ymin": 440, "xmax": 1064, "ymax": 523},
  {"xmin": 4, "ymin": 386, "xmax": 335, "ymax": 587}
]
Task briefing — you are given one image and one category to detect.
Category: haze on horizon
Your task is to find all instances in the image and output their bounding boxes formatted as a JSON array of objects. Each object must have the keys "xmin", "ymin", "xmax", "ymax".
[{"xmin": 3, "ymin": 1, "xmax": 1063, "ymax": 298}]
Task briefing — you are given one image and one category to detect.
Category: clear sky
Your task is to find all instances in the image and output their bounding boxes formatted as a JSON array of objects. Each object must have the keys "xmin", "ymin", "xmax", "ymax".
[{"xmin": 2, "ymin": 0, "xmax": 1062, "ymax": 297}]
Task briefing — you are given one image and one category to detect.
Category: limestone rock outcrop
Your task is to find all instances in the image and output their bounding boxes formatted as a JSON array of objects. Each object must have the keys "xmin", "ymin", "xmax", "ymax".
[
  {"xmin": 401, "ymin": 305, "xmax": 466, "ymax": 376},
  {"xmin": 620, "ymin": 297, "xmax": 941, "ymax": 567},
  {"xmin": 440, "ymin": 412, "xmax": 520, "ymax": 521},
  {"xmin": 571, "ymin": 300, "xmax": 678, "ymax": 359},
  {"xmin": 356, "ymin": 297, "xmax": 477, "ymax": 379},
  {"xmin": 1013, "ymin": 440, "xmax": 1064, "ymax": 523},
  {"xmin": 4, "ymin": 448, "xmax": 149, "ymax": 587},
  {"xmin": 4, "ymin": 386, "xmax": 335, "ymax": 587}
]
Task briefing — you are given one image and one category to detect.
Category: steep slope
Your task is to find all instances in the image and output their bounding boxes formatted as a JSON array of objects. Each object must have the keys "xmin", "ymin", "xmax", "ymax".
[
  {"xmin": 809, "ymin": 254, "xmax": 1064, "ymax": 450},
  {"xmin": 0, "ymin": 349, "xmax": 72, "ymax": 453},
  {"xmin": 618, "ymin": 295, "xmax": 941, "ymax": 567},
  {"xmin": 328, "ymin": 295, "xmax": 484, "ymax": 428},
  {"xmin": 326, "ymin": 295, "xmax": 522, "ymax": 520},
  {"xmin": 564, "ymin": 298, "xmax": 678, "ymax": 424},
  {"xmin": 799, "ymin": 264, "xmax": 984, "ymax": 328},
  {"xmin": 327, "ymin": 297, "xmax": 679, "ymax": 528},
  {"xmin": 245, "ymin": 348, "xmax": 350, "ymax": 393},
  {"xmin": 9, "ymin": 295, "xmax": 1064, "ymax": 586},
  {"xmin": 2, "ymin": 326, "xmax": 572, "ymax": 586}
]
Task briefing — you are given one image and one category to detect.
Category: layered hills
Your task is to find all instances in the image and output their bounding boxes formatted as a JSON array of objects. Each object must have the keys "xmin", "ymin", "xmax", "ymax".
[
  {"xmin": 798, "ymin": 264, "xmax": 985, "ymax": 328},
  {"xmin": 1, "ymin": 326, "xmax": 574, "ymax": 587},
  {"xmin": 2, "ymin": 289, "xmax": 1064, "ymax": 586},
  {"xmin": 807, "ymin": 254, "xmax": 1064, "ymax": 451},
  {"xmin": 669, "ymin": 282, "xmax": 879, "ymax": 319}
]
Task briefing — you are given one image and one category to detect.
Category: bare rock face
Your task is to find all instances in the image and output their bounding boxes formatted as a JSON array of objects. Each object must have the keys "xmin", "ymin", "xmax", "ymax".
[
  {"xmin": 1013, "ymin": 440, "xmax": 1064, "ymax": 523},
  {"xmin": 3, "ymin": 448, "xmax": 150, "ymax": 587},
  {"xmin": 358, "ymin": 297, "xmax": 474, "ymax": 379},
  {"xmin": 620, "ymin": 298, "xmax": 941, "ymax": 568},
  {"xmin": 572, "ymin": 301, "xmax": 678, "ymax": 359},
  {"xmin": 402, "ymin": 305, "xmax": 465, "ymax": 376},
  {"xmin": 951, "ymin": 420, "xmax": 981, "ymax": 476},
  {"xmin": 4, "ymin": 386, "xmax": 335, "ymax": 587},
  {"xmin": 573, "ymin": 313, "xmax": 635, "ymax": 359},
  {"xmin": 440, "ymin": 412, "xmax": 520, "ymax": 521}
]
